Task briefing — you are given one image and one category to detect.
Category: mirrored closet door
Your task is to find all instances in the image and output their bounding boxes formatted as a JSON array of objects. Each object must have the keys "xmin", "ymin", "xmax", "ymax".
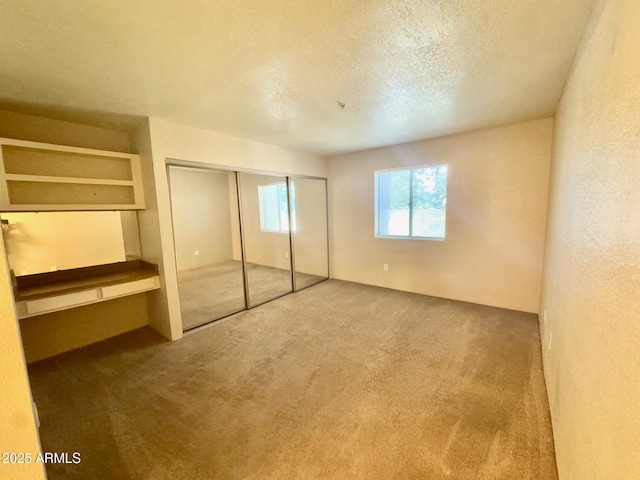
[
  {"xmin": 168, "ymin": 166, "xmax": 245, "ymax": 329},
  {"xmin": 290, "ymin": 177, "xmax": 329, "ymax": 290},
  {"xmin": 168, "ymin": 164, "xmax": 329, "ymax": 331},
  {"xmin": 238, "ymin": 172, "xmax": 293, "ymax": 307}
]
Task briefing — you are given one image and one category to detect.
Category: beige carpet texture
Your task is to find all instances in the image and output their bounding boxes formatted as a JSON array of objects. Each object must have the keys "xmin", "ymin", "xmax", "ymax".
[
  {"xmin": 177, "ymin": 260, "xmax": 326, "ymax": 329},
  {"xmin": 27, "ymin": 280, "xmax": 557, "ymax": 479}
]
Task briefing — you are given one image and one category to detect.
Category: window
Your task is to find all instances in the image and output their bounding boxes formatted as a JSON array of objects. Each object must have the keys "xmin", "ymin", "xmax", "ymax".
[
  {"xmin": 258, "ymin": 182, "xmax": 296, "ymax": 232},
  {"xmin": 375, "ymin": 164, "xmax": 448, "ymax": 239}
]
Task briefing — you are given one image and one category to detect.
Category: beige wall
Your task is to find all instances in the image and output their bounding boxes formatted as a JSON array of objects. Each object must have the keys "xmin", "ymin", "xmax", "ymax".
[
  {"xmin": 146, "ymin": 118, "xmax": 328, "ymax": 338},
  {"xmin": 540, "ymin": 0, "xmax": 640, "ymax": 478},
  {"xmin": 329, "ymin": 118, "xmax": 552, "ymax": 314},
  {"xmin": 2, "ymin": 211, "xmax": 126, "ymax": 275},
  {"xmin": 133, "ymin": 120, "xmax": 171, "ymax": 339},
  {"xmin": 169, "ymin": 167, "xmax": 234, "ymax": 271},
  {"xmin": 0, "ymin": 239, "xmax": 46, "ymax": 480},
  {"xmin": 0, "ymin": 109, "xmax": 132, "ymax": 153}
]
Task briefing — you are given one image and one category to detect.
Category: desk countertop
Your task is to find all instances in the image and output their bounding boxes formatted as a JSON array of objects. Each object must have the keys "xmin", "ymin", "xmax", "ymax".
[{"xmin": 13, "ymin": 260, "xmax": 159, "ymax": 301}]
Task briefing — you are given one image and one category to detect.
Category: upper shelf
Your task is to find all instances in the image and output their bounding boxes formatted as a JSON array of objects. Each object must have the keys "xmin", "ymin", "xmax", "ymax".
[{"xmin": 0, "ymin": 137, "xmax": 145, "ymax": 211}]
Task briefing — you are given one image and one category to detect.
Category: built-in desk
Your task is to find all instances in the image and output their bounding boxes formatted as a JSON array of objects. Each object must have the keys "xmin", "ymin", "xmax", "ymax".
[{"xmin": 13, "ymin": 260, "xmax": 159, "ymax": 318}]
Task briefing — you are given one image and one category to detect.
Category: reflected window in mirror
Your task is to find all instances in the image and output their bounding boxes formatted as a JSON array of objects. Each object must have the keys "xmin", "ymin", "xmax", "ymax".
[
  {"xmin": 0, "ymin": 211, "xmax": 141, "ymax": 276},
  {"xmin": 257, "ymin": 182, "xmax": 296, "ymax": 233}
]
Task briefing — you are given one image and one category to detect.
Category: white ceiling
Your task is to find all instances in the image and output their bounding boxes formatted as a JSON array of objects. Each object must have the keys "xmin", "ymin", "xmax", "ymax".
[{"xmin": 0, "ymin": 0, "xmax": 594, "ymax": 155}]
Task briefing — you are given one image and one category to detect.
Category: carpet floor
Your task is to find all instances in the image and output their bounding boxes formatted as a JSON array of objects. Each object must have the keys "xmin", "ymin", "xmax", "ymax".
[
  {"xmin": 178, "ymin": 260, "xmax": 326, "ymax": 329},
  {"xmin": 27, "ymin": 280, "xmax": 557, "ymax": 479}
]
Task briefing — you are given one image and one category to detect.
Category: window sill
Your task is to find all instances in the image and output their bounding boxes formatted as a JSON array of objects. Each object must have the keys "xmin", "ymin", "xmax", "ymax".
[{"xmin": 374, "ymin": 235, "xmax": 445, "ymax": 241}]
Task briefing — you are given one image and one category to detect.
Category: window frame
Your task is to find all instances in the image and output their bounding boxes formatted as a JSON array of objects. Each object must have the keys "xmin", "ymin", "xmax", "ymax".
[{"xmin": 374, "ymin": 163, "xmax": 448, "ymax": 241}]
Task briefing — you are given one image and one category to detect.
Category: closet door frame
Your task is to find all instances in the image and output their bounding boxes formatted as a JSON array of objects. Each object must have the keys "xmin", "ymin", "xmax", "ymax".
[
  {"xmin": 285, "ymin": 176, "xmax": 297, "ymax": 293},
  {"xmin": 165, "ymin": 159, "xmax": 330, "ymax": 328}
]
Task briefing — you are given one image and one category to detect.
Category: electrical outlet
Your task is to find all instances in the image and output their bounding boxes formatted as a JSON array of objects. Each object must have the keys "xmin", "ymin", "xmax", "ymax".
[
  {"xmin": 21, "ymin": 270, "xmax": 28, "ymax": 275},
  {"xmin": 285, "ymin": 251, "xmax": 289, "ymax": 258},
  {"xmin": 383, "ymin": 263, "xmax": 388, "ymax": 271},
  {"xmin": 49, "ymin": 266, "xmax": 57, "ymax": 271},
  {"xmin": 194, "ymin": 250, "xmax": 200, "ymax": 256}
]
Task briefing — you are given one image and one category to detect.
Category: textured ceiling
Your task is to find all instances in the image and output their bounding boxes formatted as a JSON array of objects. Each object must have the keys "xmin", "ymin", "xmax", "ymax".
[{"xmin": 0, "ymin": 0, "xmax": 594, "ymax": 155}]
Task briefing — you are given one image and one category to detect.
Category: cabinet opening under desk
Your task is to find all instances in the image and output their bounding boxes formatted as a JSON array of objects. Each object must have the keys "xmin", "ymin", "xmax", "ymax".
[{"xmin": 12, "ymin": 260, "xmax": 160, "ymax": 318}]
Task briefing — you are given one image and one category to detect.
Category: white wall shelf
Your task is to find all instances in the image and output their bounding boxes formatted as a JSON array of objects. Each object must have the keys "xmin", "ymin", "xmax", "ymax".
[{"xmin": 0, "ymin": 137, "xmax": 145, "ymax": 211}]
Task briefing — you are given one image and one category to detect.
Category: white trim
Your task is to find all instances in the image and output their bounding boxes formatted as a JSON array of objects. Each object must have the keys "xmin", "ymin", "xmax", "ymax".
[
  {"xmin": 4, "ymin": 174, "xmax": 135, "ymax": 186},
  {"xmin": 0, "ymin": 137, "xmax": 137, "ymax": 159}
]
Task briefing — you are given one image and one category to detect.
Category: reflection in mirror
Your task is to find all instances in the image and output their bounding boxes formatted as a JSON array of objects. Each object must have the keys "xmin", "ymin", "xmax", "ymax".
[
  {"xmin": 238, "ymin": 172, "xmax": 293, "ymax": 307},
  {"xmin": 290, "ymin": 177, "xmax": 329, "ymax": 289},
  {"xmin": 0, "ymin": 211, "xmax": 137, "ymax": 276},
  {"xmin": 168, "ymin": 166, "xmax": 245, "ymax": 330}
]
